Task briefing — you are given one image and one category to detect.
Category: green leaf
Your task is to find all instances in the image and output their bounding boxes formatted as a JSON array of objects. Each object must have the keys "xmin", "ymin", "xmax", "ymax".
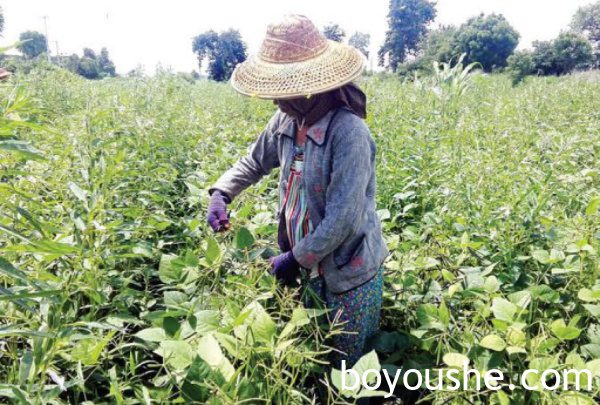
[
  {"xmin": 234, "ymin": 301, "xmax": 276, "ymax": 344},
  {"xmin": 438, "ymin": 300, "xmax": 450, "ymax": 328},
  {"xmin": 135, "ymin": 328, "xmax": 168, "ymax": 342},
  {"xmin": 585, "ymin": 196, "xmax": 600, "ymax": 216},
  {"xmin": 550, "ymin": 319, "xmax": 581, "ymax": 341},
  {"xmin": 235, "ymin": 227, "xmax": 255, "ymax": 250},
  {"xmin": 353, "ymin": 350, "xmax": 381, "ymax": 378},
  {"xmin": 68, "ymin": 182, "xmax": 88, "ymax": 204},
  {"xmin": 578, "ymin": 288, "xmax": 600, "ymax": 302},
  {"xmin": 0, "ymin": 140, "xmax": 44, "ymax": 160},
  {"xmin": 158, "ymin": 254, "xmax": 182, "ymax": 284},
  {"xmin": 491, "ymin": 297, "xmax": 517, "ymax": 322},
  {"xmin": 494, "ymin": 390, "xmax": 511, "ymax": 405},
  {"xmin": 196, "ymin": 334, "xmax": 235, "ymax": 381},
  {"xmin": 155, "ymin": 340, "xmax": 194, "ymax": 371},
  {"xmin": 416, "ymin": 303, "xmax": 444, "ymax": 330},
  {"xmin": 583, "ymin": 304, "xmax": 600, "ymax": 317},
  {"xmin": 532, "ymin": 250, "xmax": 550, "ymax": 264},
  {"xmin": 164, "ymin": 291, "xmax": 188, "ymax": 310},
  {"xmin": 443, "ymin": 352, "xmax": 469, "ymax": 367},
  {"xmin": 205, "ymin": 236, "xmax": 221, "ymax": 264},
  {"xmin": 585, "ymin": 359, "xmax": 600, "ymax": 377},
  {"xmin": 70, "ymin": 331, "xmax": 116, "ymax": 366},
  {"xmin": 0, "ymin": 258, "xmax": 30, "ymax": 285},
  {"xmin": 479, "ymin": 334, "xmax": 506, "ymax": 351},
  {"xmin": 506, "ymin": 346, "xmax": 527, "ymax": 355},
  {"xmin": 194, "ymin": 310, "xmax": 220, "ymax": 334},
  {"xmin": 18, "ymin": 351, "xmax": 33, "ymax": 386},
  {"xmin": 506, "ymin": 327, "xmax": 526, "ymax": 347},
  {"xmin": 529, "ymin": 285, "xmax": 559, "ymax": 303},
  {"xmin": 0, "ymin": 289, "xmax": 62, "ymax": 301}
]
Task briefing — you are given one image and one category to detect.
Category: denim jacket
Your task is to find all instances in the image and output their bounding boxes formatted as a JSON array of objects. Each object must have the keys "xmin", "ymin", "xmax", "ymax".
[{"xmin": 210, "ymin": 107, "xmax": 389, "ymax": 293}]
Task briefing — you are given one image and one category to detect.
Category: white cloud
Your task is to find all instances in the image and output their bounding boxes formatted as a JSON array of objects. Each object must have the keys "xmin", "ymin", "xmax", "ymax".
[{"xmin": 0, "ymin": 0, "xmax": 594, "ymax": 74}]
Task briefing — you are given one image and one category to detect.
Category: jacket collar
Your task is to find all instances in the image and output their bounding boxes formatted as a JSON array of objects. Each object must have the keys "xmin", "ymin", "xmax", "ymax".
[{"xmin": 279, "ymin": 108, "xmax": 338, "ymax": 146}]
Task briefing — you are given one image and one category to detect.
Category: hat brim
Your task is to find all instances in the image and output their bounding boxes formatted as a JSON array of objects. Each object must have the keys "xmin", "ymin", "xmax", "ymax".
[{"xmin": 230, "ymin": 40, "xmax": 366, "ymax": 100}]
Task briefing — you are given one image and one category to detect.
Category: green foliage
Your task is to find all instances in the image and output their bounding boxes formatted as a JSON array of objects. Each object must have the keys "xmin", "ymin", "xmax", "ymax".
[
  {"xmin": 379, "ymin": 0, "xmax": 437, "ymax": 71},
  {"xmin": 348, "ymin": 31, "xmax": 371, "ymax": 57},
  {"xmin": 398, "ymin": 25, "xmax": 458, "ymax": 75},
  {"xmin": 17, "ymin": 31, "xmax": 48, "ymax": 59},
  {"xmin": 2, "ymin": 69, "xmax": 600, "ymax": 403},
  {"xmin": 192, "ymin": 29, "xmax": 246, "ymax": 82},
  {"xmin": 571, "ymin": 1, "xmax": 600, "ymax": 66},
  {"xmin": 452, "ymin": 13, "xmax": 520, "ymax": 72},
  {"xmin": 405, "ymin": 14, "xmax": 520, "ymax": 75},
  {"xmin": 553, "ymin": 32, "xmax": 595, "ymax": 73},
  {"xmin": 532, "ymin": 33, "xmax": 594, "ymax": 76},
  {"xmin": 414, "ymin": 53, "xmax": 480, "ymax": 102},
  {"xmin": 507, "ymin": 50, "xmax": 535, "ymax": 85},
  {"xmin": 60, "ymin": 47, "xmax": 117, "ymax": 79},
  {"xmin": 322, "ymin": 23, "xmax": 346, "ymax": 43}
]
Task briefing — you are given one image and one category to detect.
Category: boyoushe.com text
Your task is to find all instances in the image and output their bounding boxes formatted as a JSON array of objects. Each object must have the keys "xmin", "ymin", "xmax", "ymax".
[{"xmin": 340, "ymin": 361, "xmax": 595, "ymax": 398}]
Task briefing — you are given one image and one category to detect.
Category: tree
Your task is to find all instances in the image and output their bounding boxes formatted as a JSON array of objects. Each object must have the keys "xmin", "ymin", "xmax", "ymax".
[
  {"xmin": 83, "ymin": 48, "xmax": 97, "ymax": 59},
  {"xmin": 571, "ymin": 1, "xmax": 600, "ymax": 66},
  {"xmin": 531, "ymin": 40, "xmax": 557, "ymax": 75},
  {"xmin": 323, "ymin": 23, "xmax": 346, "ymax": 43},
  {"xmin": 552, "ymin": 32, "xmax": 594, "ymax": 73},
  {"xmin": 62, "ymin": 47, "xmax": 117, "ymax": 79},
  {"xmin": 192, "ymin": 29, "xmax": 246, "ymax": 82},
  {"xmin": 0, "ymin": 6, "xmax": 5, "ymax": 35},
  {"xmin": 98, "ymin": 48, "xmax": 116, "ymax": 77},
  {"xmin": 512, "ymin": 33, "xmax": 594, "ymax": 79},
  {"xmin": 416, "ymin": 25, "xmax": 458, "ymax": 69},
  {"xmin": 17, "ymin": 31, "xmax": 48, "ymax": 59},
  {"xmin": 77, "ymin": 56, "xmax": 101, "ymax": 79},
  {"xmin": 379, "ymin": 0, "xmax": 437, "ymax": 71},
  {"xmin": 192, "ymin": 30, "xmax": 218, "ymax": 72},
  {"xmin": 452, "ymin": 14, "xmax": 519, "ymax": 72},
  {"xmin": 348, "ymin": 32, "xmax": 371, "ymax": 57}
]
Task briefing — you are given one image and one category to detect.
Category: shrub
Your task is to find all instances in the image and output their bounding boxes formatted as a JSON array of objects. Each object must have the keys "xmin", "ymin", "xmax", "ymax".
[{"xmin": 507, "ymin": 50, "xmax": 535, "ymax": 84}]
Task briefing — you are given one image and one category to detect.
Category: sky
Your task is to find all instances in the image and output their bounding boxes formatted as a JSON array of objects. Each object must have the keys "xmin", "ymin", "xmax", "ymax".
[{"xmin": 0, "ymin": 0, "xmax": 595, "ymax": 74}]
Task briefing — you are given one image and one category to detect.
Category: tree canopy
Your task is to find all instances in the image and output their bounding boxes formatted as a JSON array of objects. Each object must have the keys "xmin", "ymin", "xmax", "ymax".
[
  {"xmin": 508, "ymin": 32, "xmax": 594, "ymax": 83},
  {"xmin": 379, "ymin": 0, "xmax": 437, "ymax": 71},
  {"xmin": 348, "ymin": 32, "xmax": 371, "ymax": 57},
  {"xmin": 452, "ymin": 13, "xmax": 520, "ymax": 72},
  {"xmin": 571, "ymin": 1, "xmax": 600, "ymax": 66},
  {"xmin": 63, "ymin": 47, "xmax": 117, "ymax": 79},
  {"xmin": 192, "ymin": 30, "xmax": 246, "ymax": 82},
  {"xmin": 0, "ymin": 6, "xmax": 5, "ymax": 35},
  {"xmin": 413, "ymin": 25, "xmax": 458, "ymax": 71},
  {"xmin": 17, "ymin": 31, "xmax": 48, "ymax": 59},
  {"xmin": 323, "ymin": 23, "xmax": 346, "ymax": 43}
]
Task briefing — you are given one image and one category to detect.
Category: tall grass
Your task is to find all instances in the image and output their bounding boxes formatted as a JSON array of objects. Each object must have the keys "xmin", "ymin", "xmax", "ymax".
[{"xmin": 1, "ymin": 66, "xmax": 600, "ymax": 403}]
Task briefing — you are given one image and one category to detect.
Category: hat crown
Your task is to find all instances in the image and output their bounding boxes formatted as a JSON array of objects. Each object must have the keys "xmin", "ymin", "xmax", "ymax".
[{"xmin": 259, "ymin": 14, "xmax": 329, "ymax": 63}]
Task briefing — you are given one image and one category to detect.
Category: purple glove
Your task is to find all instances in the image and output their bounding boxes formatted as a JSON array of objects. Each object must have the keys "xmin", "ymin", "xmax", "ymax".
[
  {"xmin": 269, "ymin": 251, "xmax": 300, "ymax": 285},
  {"xmin": 207, "ymin": 190, "xmax": 231, "ymax": 232}
]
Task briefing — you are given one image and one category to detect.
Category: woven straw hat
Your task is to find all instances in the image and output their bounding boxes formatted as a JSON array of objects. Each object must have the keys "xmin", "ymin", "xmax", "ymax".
[
  {"xmin": 230, "ymin": 15, "xmax": 366, "ymax": 100},
  {"xmin": 0, "ymin": 68, "xmax": 11, "ymax": 81}
]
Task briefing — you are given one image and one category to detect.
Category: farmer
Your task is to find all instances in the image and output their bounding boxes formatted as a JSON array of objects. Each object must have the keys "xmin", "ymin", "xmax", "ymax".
[{"xmin": 207, "ymin": 14, "xmax": 389, "ymax": 368}]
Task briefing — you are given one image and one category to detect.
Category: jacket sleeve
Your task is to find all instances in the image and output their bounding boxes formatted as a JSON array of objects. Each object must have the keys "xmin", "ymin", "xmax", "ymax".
[
  {"xmin": 209, "ymin": 113, "xmax": 281, "ymax": 201},
  {"xmin": 292, "ymin": 124, "xmax": 373, "ymax": 269}
]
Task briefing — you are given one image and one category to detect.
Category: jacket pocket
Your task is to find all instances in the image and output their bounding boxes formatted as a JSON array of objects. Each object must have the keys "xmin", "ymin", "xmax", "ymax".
[{"xmin": 333, "ymin": 235, "xmax": 371, "ymax": 270}]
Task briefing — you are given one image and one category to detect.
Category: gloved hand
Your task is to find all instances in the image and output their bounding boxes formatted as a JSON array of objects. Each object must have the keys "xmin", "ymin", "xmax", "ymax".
[
  {"xmin": 207, "ymin": 190, "xmax": 231, "ymax": 232},
  {"xmin": 269, "ymin": 251, "xmax": 300, "ymax": 285}
]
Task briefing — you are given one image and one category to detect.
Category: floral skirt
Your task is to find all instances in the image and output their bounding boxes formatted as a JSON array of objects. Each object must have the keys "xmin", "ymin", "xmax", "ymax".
[{"xmin": 302, "ymin": 267, "xmax": 384, "ymax": 368}]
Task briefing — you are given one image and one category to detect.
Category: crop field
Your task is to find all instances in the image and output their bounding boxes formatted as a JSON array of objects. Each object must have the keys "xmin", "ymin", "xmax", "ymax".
[{"xmin": 1, "ymin": 68, "xmax": 600, "ymax": 404}]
